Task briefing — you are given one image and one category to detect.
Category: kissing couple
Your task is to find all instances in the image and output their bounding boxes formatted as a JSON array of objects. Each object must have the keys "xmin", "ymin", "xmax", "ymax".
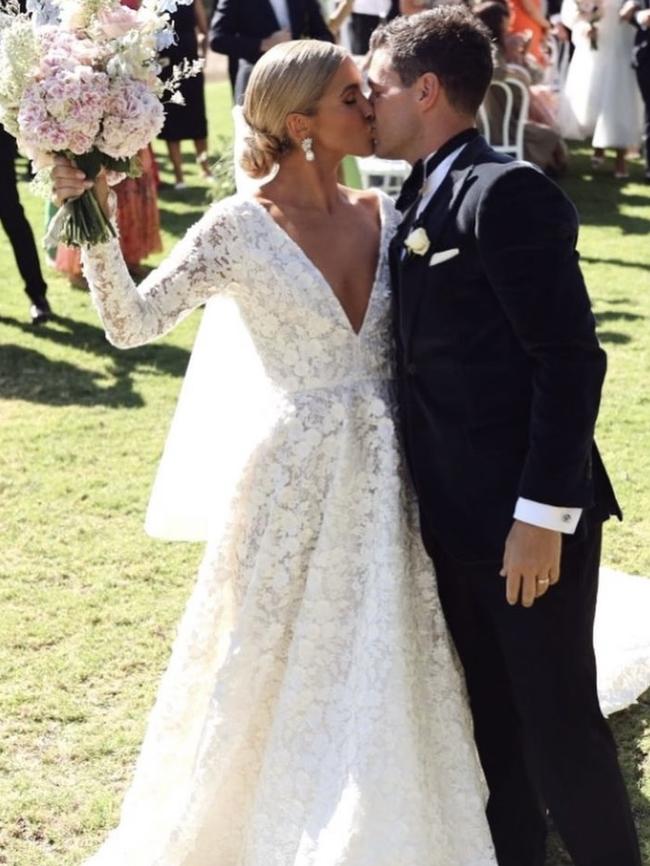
[{"xmin": 52, "ymin": 7, "xmax": 642, "ymax": 866}]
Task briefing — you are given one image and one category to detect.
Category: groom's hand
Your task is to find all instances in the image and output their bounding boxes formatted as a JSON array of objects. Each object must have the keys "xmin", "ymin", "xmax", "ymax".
[{"xmin": 500, "ymin": 521, "xmax": 562, "ymax": 608}]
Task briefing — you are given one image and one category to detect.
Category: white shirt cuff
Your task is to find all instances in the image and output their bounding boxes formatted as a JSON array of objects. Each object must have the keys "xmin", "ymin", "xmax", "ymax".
[
  {"xmin": 635, "ymin": 10, "xmax": 647, "ymax": 26},
  {"xmin": 514, "ymin": 498, "xmax": 583, "ymax": 534}
]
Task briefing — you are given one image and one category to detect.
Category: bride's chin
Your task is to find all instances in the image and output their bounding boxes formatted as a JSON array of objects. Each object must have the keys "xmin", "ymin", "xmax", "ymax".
[{"xmin": 348, "ymin": 142, "xmax": 375, "ymax": 158}]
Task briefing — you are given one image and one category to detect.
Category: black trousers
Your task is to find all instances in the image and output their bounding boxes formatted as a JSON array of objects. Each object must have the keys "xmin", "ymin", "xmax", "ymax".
[
  {"xmin": 0, "ymin": 154, "xmax": 48, "ymax": 305},
  {"xmin": 423, "ymin": 513, "xmax": 641, "ymax": 866},
  {"xmin": 234, "ymin": 59, "xmax": 253, "ymax": 105},
  {"xmin": 636, "ymin": 64, "xmax": 650, "ymax": 173},
  {"xmin": 350, "ymin": 12, "xmax": 381, "ymax": 56}
]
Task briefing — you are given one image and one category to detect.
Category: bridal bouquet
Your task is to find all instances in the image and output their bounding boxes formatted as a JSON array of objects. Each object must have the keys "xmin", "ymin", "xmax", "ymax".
[
  {"xmin": 0, "ymin": 0, "xmax": 201, "ymax": 246},
  {"xmin": 575, "ymin": 0, "xmax": 602, "ymax": 49}
]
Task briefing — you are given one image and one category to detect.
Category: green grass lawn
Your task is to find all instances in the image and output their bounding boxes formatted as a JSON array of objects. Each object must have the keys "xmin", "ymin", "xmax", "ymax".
[{"xmin": 1, "ymin": 81, "xmax": 649, "ymax": 865}]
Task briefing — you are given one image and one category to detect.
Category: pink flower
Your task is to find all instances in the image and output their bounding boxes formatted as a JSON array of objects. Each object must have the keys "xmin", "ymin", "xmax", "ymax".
[
  {"xmin": 97, "ymin": 5, "xmax": 140, "ymax": 39},
  {"xmin": 18, "ymin": 64, "xmax": 109, "ymax": 155},
  {"xmin": 97, "ymin": 78, "xmax": 164, "ymax": 158}
]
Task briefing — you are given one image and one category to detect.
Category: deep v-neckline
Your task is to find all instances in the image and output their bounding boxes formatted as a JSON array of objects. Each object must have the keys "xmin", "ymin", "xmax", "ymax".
[{"xmin": 247, "ymin": 193, "xmax": 387, "ymax": 338}]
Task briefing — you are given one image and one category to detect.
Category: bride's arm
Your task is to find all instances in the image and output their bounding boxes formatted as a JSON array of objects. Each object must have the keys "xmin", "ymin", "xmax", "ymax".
[{"xmin": 52, "ymin": 159, "xmax": 242, "ymax": 349}]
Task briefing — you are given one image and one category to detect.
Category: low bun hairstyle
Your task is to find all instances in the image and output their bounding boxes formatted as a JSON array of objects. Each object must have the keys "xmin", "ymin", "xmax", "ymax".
[{"xmin": 240, "ymin": 40, "xmax": 347, "ymax": 179}]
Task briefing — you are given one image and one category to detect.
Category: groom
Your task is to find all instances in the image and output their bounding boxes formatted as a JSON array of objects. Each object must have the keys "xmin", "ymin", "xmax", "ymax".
[{"xmin": 368, "ymin": 10, "xmax": 641, "ymax": 866}]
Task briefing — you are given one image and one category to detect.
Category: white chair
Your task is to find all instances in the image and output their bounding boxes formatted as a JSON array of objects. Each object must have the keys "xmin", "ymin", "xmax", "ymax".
[
  {"xmin": 481, "ymin": 78, "xmax": 529, "ymax": 161},
  {"xmin": 477, "ymin": 103, "xmax": 491, "ymax": 145},
  {"xmin": 356, "ymin": 155, "xmax": 411, "ymax": 198}
]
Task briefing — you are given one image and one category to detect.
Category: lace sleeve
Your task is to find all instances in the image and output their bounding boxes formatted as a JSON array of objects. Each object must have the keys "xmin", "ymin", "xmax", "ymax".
[{"xmin": 81, "ymin": 197, "xmax": 242, "ymax": 349}]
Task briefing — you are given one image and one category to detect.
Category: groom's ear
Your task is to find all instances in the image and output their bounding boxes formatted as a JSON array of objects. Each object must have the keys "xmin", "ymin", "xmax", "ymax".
[{"xmin": 415, "ymin": 72, "xmax": 442, "ymax": 113}]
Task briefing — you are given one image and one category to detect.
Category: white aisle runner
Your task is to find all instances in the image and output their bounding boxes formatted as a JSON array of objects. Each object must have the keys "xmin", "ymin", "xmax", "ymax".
[{"xmin": 596, "ymin": 568, "xmax": 650, "ymax": 716}]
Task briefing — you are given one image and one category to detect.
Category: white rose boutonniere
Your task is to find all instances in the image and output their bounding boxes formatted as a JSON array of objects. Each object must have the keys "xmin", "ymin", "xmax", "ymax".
[{"xmin": 404, "ymin": 227, "xmax": 431, "ymax": 257}]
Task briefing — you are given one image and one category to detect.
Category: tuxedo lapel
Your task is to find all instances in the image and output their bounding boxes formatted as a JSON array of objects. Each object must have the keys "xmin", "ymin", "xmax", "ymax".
[
  {"xmin": 414, "ymin": 135, "xmax": 488, "ymax": 248},
  {"xmin": 390, "ymin": 136, "xmax": 487, "ymax": 272},
  {"xmin": 391, "ymin": 137, "xmax": 491, "ymax": 346},
  {"xmin": 399, "ymin": 160, "xmax": 477, "ymax": 346}
]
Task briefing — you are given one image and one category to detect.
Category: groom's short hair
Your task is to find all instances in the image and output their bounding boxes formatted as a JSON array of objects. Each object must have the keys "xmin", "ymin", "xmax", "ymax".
[{"xmin": 370, "ymin": 7, "xmax": 493, "ymax": 116}]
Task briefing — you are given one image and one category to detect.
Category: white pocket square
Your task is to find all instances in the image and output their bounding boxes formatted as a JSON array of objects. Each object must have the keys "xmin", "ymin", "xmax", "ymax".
[{"xmin": 429, "ymin": 248, "xmax": 460, "ymax": 267}]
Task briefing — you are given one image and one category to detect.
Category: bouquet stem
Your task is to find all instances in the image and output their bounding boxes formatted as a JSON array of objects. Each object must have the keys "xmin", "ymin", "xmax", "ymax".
[{"xmin": 57, "ymin": 188, "xmax": 116, "ymax": 247}]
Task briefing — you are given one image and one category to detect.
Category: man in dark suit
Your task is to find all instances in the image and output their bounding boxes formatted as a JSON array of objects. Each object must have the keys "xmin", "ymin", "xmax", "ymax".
[
  {"xmin": 0, "ymin": 126, "xmax": 52, "ymax": 324},
  {"xmin": 622, "ymin": 0, "xmax": 650, "ymax": 181},
  {"xmin": 209, "ymin": 0, "xmax": 334, "ymax": 103},
  {"xmin": 368, "ymin": 9, "xmax": 641, "ymax": 866}
]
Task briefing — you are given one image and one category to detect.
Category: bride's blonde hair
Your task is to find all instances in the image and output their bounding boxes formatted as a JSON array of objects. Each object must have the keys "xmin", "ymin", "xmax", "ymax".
[{"xmin": 241, "ymin": 40, "xmax": 347, "ymax": 179}]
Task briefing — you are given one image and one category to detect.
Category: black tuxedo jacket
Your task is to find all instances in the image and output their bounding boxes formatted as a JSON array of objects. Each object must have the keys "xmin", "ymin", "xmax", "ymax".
[
  {"xmin": 390, "ymin": 135, "xmax": 621, "ymax": 563},
  {"xmin": 631, "ymin": 0, "xmax": 650, "ymax": 71},
  {"xmin": 209, "ymin": 0, "xmax": 333, "ymax": 65},
  {"xmin": 0, "ymin": 125, "xmax": 17, "ymax": 159}
]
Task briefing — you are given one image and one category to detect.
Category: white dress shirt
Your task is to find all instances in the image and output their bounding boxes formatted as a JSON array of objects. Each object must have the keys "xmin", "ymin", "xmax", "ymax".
[
  {"xmin": 268, "ymin": 0, "xmax": 291, "ymax": 30},
  {"xmin": 353, "ymin": 0, "xmax": 392, "ymax": 15},
  {"xmin": 411, "ymin": 143, "xmax": 582, "ymax": 534}
]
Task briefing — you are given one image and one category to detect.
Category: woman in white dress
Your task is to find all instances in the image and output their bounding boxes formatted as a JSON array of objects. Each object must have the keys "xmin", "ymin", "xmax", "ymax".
[
  {"xmin": 52, "ymin": 40, "xmax": 497, "ymax": 866},
  {"xmin": 560, "ymin": 0, "xmax": 643, "ymax": 175}
]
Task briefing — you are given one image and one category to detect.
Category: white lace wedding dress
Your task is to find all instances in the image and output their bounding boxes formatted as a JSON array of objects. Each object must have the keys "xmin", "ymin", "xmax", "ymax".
[{"xmin": 79, "ymin": 191, "xmax": 498, "ymax": 866}]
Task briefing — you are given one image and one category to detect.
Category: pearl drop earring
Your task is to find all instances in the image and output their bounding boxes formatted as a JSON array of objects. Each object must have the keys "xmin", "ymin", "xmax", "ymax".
[{"xmin": 301, "ymin": 137, "xmax": 315, "ymax": 162}]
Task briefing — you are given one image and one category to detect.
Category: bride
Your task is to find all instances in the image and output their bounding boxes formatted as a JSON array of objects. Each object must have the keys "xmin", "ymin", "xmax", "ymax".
[{"xmin": 53, "ymin": 40, "xmax": 498, "ymax": 866}]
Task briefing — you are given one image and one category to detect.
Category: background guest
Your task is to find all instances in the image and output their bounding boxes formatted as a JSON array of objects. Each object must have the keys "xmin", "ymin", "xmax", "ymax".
[
  {"xmin": 508, "ymin": 0, "xmax": 550, "ymax": 64},
  {"xmin": 158, "ymin": 0, "xmax": 211, "ymax": 189},
  {"xmin": 329, "ymin": 0, "xmax": 399, "ymax": 47},
  {"xmin": 399, "ymin": 0, "xmax": 467, "ymax": 13},
  {"xmin": 350, "ymin": 0, "xmax": 392, "ymax": 53},
  {"xmin": 328, "ymin": 0, "xmax": 392, "ymax": 51},
  {"xmin": 475, "ymin": 1, "xmax": 569, "ymax": 173},
  {"xmin": 209, "ymin": 0, "xmax": 334, "ymax": 103},
  {"xmin": 621, "ymin": 0, "xmax": 650, "ymax": 181},
  {"xmin": 561, "ymin": 0, "xmax": 643, "ymax": 176},
  {"xmin": 327, "ymin": 0, "xmax": 355, "ymax": 40},
  {"xmin": 0, "ymin": 125, "xmax": 52, "ymax": 324}
]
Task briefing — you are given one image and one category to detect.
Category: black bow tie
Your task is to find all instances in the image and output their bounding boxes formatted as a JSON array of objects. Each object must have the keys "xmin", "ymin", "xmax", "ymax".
[{"xmin": 395, "ymin": 128, "xmax": 480, "ymax": 214}]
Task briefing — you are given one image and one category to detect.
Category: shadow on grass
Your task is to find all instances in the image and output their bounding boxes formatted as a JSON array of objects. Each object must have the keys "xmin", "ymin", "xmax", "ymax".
[
  {"xmin": 575, "ymin": 194, "xmax": 650, "ymax": 235},
  {"xmin": 597, "ymin": 331, "xmax": 633, "ymax": 345},
  {"xmin": 592, "ymin": 305, "xmax": 645, "ymax": 346},
  {"xmin": 155, "ymin": 185, "xmax": 213, "ymax": 240},
  {"xmin": 156, "ymin": 185, "xmax": 210, "ymax": 207},
  {"xmin": 156, "ymin": 203, "xmax": 207, "ymax": 239},
  {"xmin": 560, "ymin": 152, "xmax": 650, "ymax": 236},
  {"xmin": 0, "ymin": 344, "xmax": 144, "ymax": 407},
  {"xmin": 582, "ymin": 256, "xmax": 650, "ymax": 272},
  {"xmin": 595, "ymin": 311, "xmax": 645, "ymax": 324},
  {"xmin": 0, "ymin": 314, "xmax": 191, "ymax": 407}
]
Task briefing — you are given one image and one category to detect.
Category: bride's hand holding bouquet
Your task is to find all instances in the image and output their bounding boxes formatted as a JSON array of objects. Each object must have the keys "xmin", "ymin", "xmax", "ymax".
[
  {"xmin": 51, "ymin": 154, "xmax": 110, "ymax": 215},
  {"xmin": 0, "ymin": 0, "xmax": 201, "ymax": 247}
]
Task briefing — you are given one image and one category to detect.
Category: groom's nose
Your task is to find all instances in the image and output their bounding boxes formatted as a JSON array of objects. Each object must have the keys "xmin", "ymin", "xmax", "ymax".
[{"xmin": 358, "ymin": 92, "xmax": 374, "ymax": 120}]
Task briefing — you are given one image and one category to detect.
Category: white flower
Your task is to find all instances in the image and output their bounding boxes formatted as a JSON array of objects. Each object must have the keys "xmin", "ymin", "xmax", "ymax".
[
  {"xmin": 403, "ymin": 227, "xmax": 430, "ymax": 257},
  {"xmin": 55, "ymin": 0, "xmax": 89, "ymax": 30}
]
